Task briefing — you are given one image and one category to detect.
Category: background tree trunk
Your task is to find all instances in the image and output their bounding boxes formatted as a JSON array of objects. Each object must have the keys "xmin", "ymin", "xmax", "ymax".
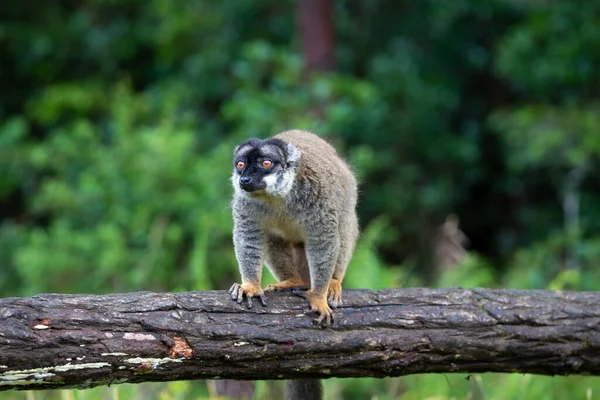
[
  {"xmin": 298, "ymin": 0, "xmax": 335, "ymax": 73},
  {"xmin": 1, "ymin": 288, "xmax": 599, "ymax": 391}
]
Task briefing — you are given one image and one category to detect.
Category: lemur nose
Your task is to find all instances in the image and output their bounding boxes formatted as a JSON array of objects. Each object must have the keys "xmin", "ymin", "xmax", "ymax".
[{"xmin": 240, "ymin": 176, "xmax": 252, "ymax": 185}]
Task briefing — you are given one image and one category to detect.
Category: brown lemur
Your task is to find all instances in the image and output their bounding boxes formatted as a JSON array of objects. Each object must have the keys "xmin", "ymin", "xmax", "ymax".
[{"xmin": 229, "ymin": 129, "xmax": 359, "ymax": 327}]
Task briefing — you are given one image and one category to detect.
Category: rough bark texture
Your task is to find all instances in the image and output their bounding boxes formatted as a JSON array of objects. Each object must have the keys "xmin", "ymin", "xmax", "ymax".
[{"xmin": 1, "ymin": 288, "xmax": 599, "ymax": 391}]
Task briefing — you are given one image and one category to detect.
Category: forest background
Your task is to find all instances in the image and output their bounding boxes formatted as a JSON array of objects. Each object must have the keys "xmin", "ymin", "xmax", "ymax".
[{"xmin": 1, "ymin": 1, "xmax": 600, "ymax": 399}]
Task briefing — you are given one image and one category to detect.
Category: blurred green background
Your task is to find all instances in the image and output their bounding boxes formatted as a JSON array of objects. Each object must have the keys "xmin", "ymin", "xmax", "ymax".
[{"xmin": 1, "ymin": 0, "xmax": 599, "ymax": 399}]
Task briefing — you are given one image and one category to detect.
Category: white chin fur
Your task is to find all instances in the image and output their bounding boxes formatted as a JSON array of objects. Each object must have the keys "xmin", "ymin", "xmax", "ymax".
[
  {"xmin": 231, "ymin": 174, "xmax": 248, "ymax": 198},
  {"xmin": 262, "ymin": 174, "xmax": 278, "ymax": 194},
  {"xmin": 264, "ymin": 170, "xmax": 295, "ymax": 196}
]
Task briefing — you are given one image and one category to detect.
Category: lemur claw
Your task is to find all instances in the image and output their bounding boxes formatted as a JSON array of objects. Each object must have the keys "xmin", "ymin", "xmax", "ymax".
[
  {"xmin": 291, "ymin": 288, "xmax": 309, "ymax": 300},
  {"xmin": 292, "ymin": 289, "xmax": 334, "ymax": 328},
  {"xmin": 229, "ymin": 282, "xmax": 267, "ymax": 308}
]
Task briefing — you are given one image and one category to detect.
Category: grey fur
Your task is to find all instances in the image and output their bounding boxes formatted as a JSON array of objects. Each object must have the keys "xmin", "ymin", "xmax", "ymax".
[{"xmin": 230, "ymin": 129, "xmax": 359, "ymax": 321}]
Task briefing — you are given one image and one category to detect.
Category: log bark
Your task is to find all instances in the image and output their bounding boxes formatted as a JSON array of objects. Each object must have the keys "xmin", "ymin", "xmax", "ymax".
[{"xmin": 0, "ymin": 287, "xmax": 599, "ymax": 391}]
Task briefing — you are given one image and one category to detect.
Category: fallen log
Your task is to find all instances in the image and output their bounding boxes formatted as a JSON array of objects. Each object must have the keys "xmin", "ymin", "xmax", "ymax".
[{"xmin": 0, "ymin": 287, "xmax": 599, "ymax": 391}]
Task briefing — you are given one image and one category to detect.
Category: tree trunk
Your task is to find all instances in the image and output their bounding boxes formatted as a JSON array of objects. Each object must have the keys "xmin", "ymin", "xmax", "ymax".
[
  {"xmin": 298, "ymin": 0, "xmax": 335, "ymax": 72},
  {"xmin": 1, "ymin": 288, "xmax": 599, "ymax": 391}
]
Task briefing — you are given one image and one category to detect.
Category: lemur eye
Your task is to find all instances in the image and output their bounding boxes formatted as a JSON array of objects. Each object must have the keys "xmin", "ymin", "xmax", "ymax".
[
  {"xmin": 261, "ymin": 160, "xmax": 272, "ymax": 168},
  {"xmin": 236, "ymin": 161, "xmax": 245, "ymax": 169}
]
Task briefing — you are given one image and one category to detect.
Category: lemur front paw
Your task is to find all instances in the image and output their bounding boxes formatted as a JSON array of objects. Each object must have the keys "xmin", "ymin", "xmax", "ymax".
[
  {"xmin": 229, "ymin": 282, "xmax": 267, "ymax": 309},
  {"xmin": 292, "ymin": 289, "xmax": 333, "ymax": 328},
  {"xmin": 264, "ymin": 279, "xmax": 310, "ymax": 292}
]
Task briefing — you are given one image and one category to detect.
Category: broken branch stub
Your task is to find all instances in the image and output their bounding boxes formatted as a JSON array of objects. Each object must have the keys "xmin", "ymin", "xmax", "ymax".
[{"xmin": 1, "ymin": 288, "xmax": 599, "ymax": 391}]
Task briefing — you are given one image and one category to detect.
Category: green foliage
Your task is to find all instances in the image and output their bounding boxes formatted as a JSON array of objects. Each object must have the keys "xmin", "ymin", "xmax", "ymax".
[
  {"xmin": 1, "ymin": 0, "xmax": 600, "ymax": 398},
  {"xmin": 223, "ymin": 40, "xmax": 379, "ymax": 143},
  {"xmin": 435, "ymin": 253, "xmax": 497, "ymax": 289},
  {"xmin": 345, "ymin": 216, "xmax": 407, "ymax": 290},
  {"xmin": 496, "ymin": 2, "xmax": 600, "ymax": 99},
  {"xmin": 3, "ymin": 83, "xmax": 237, "ymax": 296},
  {"xmin": 491, "ymin": 104, "xmax": 600, "ymax": 171}
]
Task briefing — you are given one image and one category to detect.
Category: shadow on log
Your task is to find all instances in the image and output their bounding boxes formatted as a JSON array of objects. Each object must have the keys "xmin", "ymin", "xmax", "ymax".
[{"xmin": 1, "ymin": 288, "xmax": 599, "ymax": 391}]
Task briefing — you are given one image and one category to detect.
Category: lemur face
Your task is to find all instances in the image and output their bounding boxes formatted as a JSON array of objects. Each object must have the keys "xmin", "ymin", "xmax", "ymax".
[{"xmin": 232, "ymin": 138, "xmax": 299, "ymax": 197}]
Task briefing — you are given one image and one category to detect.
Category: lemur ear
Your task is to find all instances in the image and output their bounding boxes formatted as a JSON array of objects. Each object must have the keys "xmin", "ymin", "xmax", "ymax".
[{"xmin": 286, "ymin": 143, "xmax": 301, "ymax": 167}]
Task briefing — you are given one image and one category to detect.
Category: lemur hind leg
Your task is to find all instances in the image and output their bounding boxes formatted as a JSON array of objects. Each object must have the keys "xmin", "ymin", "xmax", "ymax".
[
  {"xmin": 264, "ymin": 236, "xmax": 310, "ymax": 291},
  {"xmin": 327, "ymin": 212, "xmax": 359, "ymax": 308}
]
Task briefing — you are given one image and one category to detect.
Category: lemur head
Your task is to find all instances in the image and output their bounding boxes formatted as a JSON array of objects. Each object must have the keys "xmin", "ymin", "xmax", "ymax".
[{"xmin": 232, "ymin": 137, "xmax": 301, "ymax": 198}]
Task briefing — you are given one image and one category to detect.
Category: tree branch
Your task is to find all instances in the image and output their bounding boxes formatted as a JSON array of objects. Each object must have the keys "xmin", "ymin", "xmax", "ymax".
[{"xmin": 1, "ymin": 288, "xmax": 599, "ymax": 391}]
